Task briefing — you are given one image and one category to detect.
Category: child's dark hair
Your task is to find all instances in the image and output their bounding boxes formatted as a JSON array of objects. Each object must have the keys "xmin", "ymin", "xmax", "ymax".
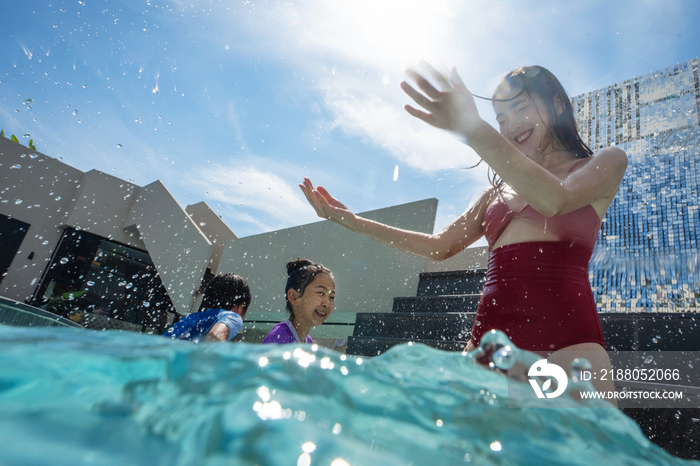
[
  {"xmin": 199, "ymin": 273, "xmax": 251, "ymax": 314},
  {"xmin": 285, "ymin": 258, "xmax": 332, "ymax": 320}
]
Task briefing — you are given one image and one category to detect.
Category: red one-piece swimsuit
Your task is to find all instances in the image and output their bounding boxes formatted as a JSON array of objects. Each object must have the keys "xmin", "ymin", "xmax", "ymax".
[{"xmin": 471, "ymin": 160, "xmax": 606, "ymax": 352}]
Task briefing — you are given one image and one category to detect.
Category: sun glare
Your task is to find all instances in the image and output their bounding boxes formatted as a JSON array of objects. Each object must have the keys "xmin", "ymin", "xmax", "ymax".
[{"xmin": 304, "ymin": 0, "xmax": 462, "ymax": 69}]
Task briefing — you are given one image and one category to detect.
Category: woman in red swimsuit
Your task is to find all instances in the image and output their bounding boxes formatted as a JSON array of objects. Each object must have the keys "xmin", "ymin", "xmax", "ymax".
[{"xmin": 300, "ymin": 64, "xmax": 627, "ymax": 395}]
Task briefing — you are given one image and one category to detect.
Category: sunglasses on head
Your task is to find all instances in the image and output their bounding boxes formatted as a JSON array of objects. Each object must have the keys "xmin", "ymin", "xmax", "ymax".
[{"xmin": 472, "ymin": 66, "xmax": 544, "ymax": 102}]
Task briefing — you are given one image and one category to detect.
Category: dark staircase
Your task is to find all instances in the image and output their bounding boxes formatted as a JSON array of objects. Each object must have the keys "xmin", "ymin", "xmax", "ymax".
[
  {"xmin": 346, "ymin": 268, "xmax": 700, "ymax": 356},
  {"xmin": 346, "ymin": 270, "xmax": 484, "ymax": 356}
]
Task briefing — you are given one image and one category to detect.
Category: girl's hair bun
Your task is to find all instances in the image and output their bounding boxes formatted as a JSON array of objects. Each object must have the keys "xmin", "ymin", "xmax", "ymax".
[{"xmin": 286, "ymin": 257, "xmax": 315, "ymax": 275}]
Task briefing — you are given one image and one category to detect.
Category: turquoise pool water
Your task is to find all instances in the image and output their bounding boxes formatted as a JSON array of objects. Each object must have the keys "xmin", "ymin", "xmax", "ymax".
[{"xmin": 0, "ymin": 324, "xmax": 694, "ymax": 465}]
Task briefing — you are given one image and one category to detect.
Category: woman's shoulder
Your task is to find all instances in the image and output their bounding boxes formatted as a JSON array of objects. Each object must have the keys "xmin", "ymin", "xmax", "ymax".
[
  {"xmin": 476, "ymin": 184, "xmax": 500, "ymax": 206},
  {"xmin": 566, "ymin": 148, "xmax": 627, "ymax": 180},
  {"xmin": 591, "ymin": 146, "xmax": 628, "ymax": 169}
]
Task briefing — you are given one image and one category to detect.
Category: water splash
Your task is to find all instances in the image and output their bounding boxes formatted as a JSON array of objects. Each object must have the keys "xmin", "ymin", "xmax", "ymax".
[{"xmin": 0, "ymin": 326, "xmax": 691, "ymax": 465}]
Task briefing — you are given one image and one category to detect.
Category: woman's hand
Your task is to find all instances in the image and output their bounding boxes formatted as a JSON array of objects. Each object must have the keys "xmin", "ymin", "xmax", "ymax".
[
  {"xmin": 401, "ymin": 62, "xmax": 483, "ymax": 137},
  {"xmin": 299, "ymin": 177, "xmax": 355, "ymax": 226},
  {"xmin": 299, "ymin": 177, "xmax": 489, "ymax": 260}
]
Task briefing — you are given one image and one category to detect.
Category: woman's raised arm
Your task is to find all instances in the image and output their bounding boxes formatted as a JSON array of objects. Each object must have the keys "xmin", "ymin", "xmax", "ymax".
[
  {"xmin": 402, "ymin": 63, "xmax": 627, "ymax": 217},
  {"xmin": 299, "ymin": 177, "xmax": 492, "ymax": 261}
]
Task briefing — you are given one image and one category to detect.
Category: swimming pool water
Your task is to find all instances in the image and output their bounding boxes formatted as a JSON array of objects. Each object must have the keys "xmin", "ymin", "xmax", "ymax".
[{"xmin": 0, "ymin": 324, "xmax": 694, "ymax": 465}]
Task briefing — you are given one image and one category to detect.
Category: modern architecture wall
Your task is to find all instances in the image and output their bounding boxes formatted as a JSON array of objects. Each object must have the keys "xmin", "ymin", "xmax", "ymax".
[
  {"xmin": 573, "ymin": 58, "xmax": 700, "ymax": 312},
  {"xmin": 185, "ymin": 201, "xmax": 238, "ymax": 274},
  {"xmin": 1, "ymin": 135, "xmax": 441, "ymax": 340},
  {"xmin": 0, "ymin": 138, "xmax": 213, "ymax": 320},
  {"xmin": 0, "ymin": 140, "xmax": 112, "ymax": 301},
  {"xmin": 124, "ymin": 181, "xmax": 214, "ymax": 315}
]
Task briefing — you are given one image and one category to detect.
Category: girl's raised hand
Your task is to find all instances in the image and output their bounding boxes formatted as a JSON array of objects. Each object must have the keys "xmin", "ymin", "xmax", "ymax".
[
  {"xmin": 401, "ymin": 62, "xmax": 482, "ymax": 136},
  {"xmin": 299, "ymin": 177, "xmax": 354, "ymax": 225}
]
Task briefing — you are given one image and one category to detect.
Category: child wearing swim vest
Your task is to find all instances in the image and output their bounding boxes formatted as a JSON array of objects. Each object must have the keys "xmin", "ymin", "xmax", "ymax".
[
  {"xmin": 261, "ymin": 258, "xmax": 335, "ymax": 345},
  {"xmin": 163, "ymin": 273, "xmax": 251, "ymax": 342}
]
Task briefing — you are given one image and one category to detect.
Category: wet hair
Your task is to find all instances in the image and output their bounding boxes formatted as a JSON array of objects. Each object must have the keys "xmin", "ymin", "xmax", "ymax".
[
  {"xmin": 487, "ymin": 65, "xmax": 593, "ymax": 189},
  {"xmin": 199, "ymin": 273, "xmax": 251, "ymax": 314},
  {"xmin": 284, "ymin": 257, "xmax": 333, "ymax": 320}
]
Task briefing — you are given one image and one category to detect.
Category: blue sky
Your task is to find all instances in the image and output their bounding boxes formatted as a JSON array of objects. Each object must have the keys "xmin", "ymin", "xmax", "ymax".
[{"xmin": 2, "ymin": 0, "xmax": 699, "ymax": 242}]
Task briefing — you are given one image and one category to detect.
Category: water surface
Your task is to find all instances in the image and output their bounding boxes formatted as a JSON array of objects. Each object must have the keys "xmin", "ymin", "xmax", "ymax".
[{"xmin": 0, "ymin": 325, "xmax": 694, "ymax": 465}]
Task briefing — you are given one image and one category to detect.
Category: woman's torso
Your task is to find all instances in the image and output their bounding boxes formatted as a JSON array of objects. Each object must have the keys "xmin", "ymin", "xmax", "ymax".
[
  {"xmin": 482, "ymin": 193, "xmax": 601, "ymax": 252},
  {"xmin": 481, "ymin": 158, "xmax": 602, "ymax": 252}
]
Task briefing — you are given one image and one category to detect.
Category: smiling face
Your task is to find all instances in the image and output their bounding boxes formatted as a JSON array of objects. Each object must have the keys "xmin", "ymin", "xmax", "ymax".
[
  {"xmin": 288, "ymin": 272, "xmax": 335, "ymax": 329},
  {"xmin": 494, "ymin": 92, "xmax": 555, "ymax": 158}
]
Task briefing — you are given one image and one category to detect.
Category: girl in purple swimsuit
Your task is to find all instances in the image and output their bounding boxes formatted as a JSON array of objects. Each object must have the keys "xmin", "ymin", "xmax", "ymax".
[
  {"xmin": 262, "ymin": 258, "xmax": 335, "ymax": 345},
  {"xmin": 300, "ymin": 63, "xmax": 627, "ymax": 397}
]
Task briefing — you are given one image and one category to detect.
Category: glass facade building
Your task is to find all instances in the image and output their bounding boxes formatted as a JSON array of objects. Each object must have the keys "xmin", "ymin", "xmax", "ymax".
[{"xmin": 573, "ymin": 58, "xmax": 700, "ymax": 312}]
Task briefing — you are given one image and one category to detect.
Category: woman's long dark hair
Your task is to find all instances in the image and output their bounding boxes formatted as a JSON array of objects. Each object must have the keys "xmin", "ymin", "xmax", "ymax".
[{"xmin": 488, "ymin": 65, "xmax": 593, "ymax": 189}]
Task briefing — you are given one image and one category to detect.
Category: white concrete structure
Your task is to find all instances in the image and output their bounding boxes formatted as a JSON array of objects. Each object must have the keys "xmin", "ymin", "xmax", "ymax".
[
  {"xmin": 185, "ymin": 201, "xmax": 238, "ymax": 274},
  {"xmin": 0, "ymin": 138, "xmax": 213, "ymax": 315},
  {"xmin": 124, "ymin": 181, "xmax": 213, "ymax": 315},
  {"xmin": 0, "ymin": 136, "xmax": 487, "ymax": 344}
]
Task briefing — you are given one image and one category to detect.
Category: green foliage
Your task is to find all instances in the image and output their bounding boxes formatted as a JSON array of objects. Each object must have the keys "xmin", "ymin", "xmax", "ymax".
[
  {"xmin": 1, "ymin": 129, "xmax": 37, "ymax": 150},
  {"xmin": 40, "ymin": 290, "xmax": 88, "ymax": 316}
]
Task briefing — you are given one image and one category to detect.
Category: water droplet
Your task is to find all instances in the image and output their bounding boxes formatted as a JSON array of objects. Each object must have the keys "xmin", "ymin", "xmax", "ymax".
[
  {"xmin": 60, "ymin": 257, "xmax": 69, "ymax": 264},
  {"xmin": 297, "ymin": 453, "xmax": 311, "ymax": 466},
  {"xmin": 15, "ymin": 199, "xmax": 23, "ymax": 205},
  {"xmin": 302, "ymin": 442, "xmax": 316, "ymax": 453},
  {"xmin": 491, "ymin": 345, "xmax": 515, "ymax": 371},
  {"xmin": 11, "ymin": 164, "xmax": 21, "ymax": 169}
]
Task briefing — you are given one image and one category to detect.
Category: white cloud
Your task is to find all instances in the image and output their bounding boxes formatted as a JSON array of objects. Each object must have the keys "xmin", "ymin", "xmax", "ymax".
[
  {"xmin": 219, "ymin": 0, "xmax": 489, "ymax": 174},
  {"xmin": 192, "ymin": 163, "xmax": 317, "ymax": 233},
  {"xmin": 323, "ymin": 77, "xmax": 481, "ymax": 172}
]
